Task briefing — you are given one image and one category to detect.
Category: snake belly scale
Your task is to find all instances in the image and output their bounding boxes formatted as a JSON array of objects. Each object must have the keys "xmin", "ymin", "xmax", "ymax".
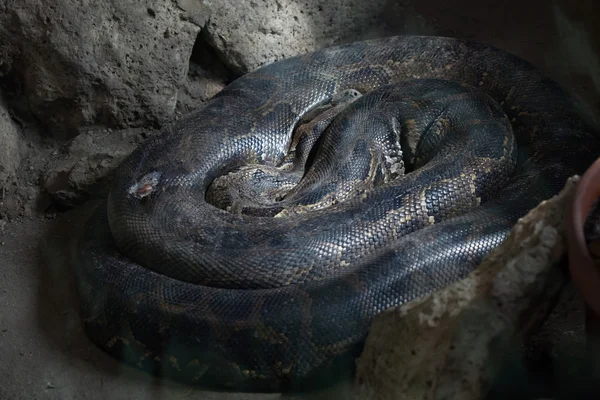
[{"xmin": 76, "ymin": 35, "xmax": 600, "ymax": 390}]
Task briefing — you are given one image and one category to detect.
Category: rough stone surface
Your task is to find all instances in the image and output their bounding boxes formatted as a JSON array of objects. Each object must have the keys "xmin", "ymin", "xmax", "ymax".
[
  {"xmin": 1, "ymin": 0, "xmax": 598, "ymax": 138},
  {"xmin": 0, "ymin": 96, "xmax": 21, "ymax": 188},
  {"xmin": 353, "ymin": 177, "xmax": 580, "ymax": 400},
  {"xmin": 43, "ymin": 127, "xmax": 156, "ymax": 209},
  {"xmin": 203, "ymin": 0, "xmax": 398, "ymax": 74},
  {"xmin": 0, "ymin": 0, "xmax": 207, "ymax": 137},
  {"xmin": 0, "ymin": 96, "xmax": 55, "ymax": 219},
  {"xmin": 174, "ymin": 36, "xmax": 234, "ymax": 117}
]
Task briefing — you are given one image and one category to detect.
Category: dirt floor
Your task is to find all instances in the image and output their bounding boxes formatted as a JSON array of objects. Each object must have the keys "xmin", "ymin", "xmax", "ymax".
[{"xmin": 1, "ymin": 0, "xmax": 600, "ymax": 399}]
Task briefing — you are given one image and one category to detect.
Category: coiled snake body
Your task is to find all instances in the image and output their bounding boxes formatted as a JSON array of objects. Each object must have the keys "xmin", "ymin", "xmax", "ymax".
[{"xmin": 76, "ymin": 36, "xmax": 600, "ymax": 390}]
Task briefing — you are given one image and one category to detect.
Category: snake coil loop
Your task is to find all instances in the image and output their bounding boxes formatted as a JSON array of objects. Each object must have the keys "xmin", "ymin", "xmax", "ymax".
[{"xmin": 76, "ymin": 36, "xmax": 600, "ymax": 391}]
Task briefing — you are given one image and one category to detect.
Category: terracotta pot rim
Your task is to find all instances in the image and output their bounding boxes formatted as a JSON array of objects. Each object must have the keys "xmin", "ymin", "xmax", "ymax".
[{"xmin": 566, "ymin": 158, "xmax": 600, "ymax": 316}]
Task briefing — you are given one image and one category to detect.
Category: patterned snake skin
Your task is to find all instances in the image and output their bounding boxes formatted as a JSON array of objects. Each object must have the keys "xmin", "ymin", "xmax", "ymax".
[{"xmin": 76, "ymin": 36, "xmax": 600, "ymax": 391}]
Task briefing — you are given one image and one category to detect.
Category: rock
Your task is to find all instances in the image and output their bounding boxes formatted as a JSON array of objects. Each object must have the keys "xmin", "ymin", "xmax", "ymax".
[
  {"xmin": 0, "ymin": 96, "xmax": 23, "ymax": 217},
  {"xmin": 174, "ymin": 34, "xmax": 234, "ymax": 116},
  {"xmin": 0, "ymin": 0, "xmax": 414, "ymax": 135},
  {"xmin": 43, "ymin": 127, "xmax": 155, "ymax": 208},
  {"xmin": 0, "ymin": 98, "xmax": 21, "ymax": 186},
  {"xmin": 353, "ymin": 177, "xmax": 579, "ymax": 400},
  {"xmin": 0, "ymin": 95, "xmax": 25, "ymax": 219},
  {"xmin": 0, "ymin": 96, "xmax": 55, "ymax": 219},
  {"xmin": 203, "ymin": 0, "xmax": 397, "ymax": 74},
  {"xmin": 0, "ymin": 0, "xmax": 208, "ymax": 137}
]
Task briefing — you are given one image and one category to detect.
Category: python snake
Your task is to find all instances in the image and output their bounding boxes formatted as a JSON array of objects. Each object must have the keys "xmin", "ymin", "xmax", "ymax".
[{"xmin": 76, "ymin": 35, "xmax": 600, "ymax": 391}]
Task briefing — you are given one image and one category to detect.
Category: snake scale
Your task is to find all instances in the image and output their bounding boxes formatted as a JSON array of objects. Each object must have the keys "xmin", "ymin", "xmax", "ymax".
[{"xmin": 76, "ymin": 35, "xmax": 600, "ymax": 391}]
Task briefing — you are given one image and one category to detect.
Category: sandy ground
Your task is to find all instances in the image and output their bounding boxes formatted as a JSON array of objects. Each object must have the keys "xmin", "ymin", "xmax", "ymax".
[{"xmin": 1, "ymin": 0, "xmax": 600, "ymax": 399}]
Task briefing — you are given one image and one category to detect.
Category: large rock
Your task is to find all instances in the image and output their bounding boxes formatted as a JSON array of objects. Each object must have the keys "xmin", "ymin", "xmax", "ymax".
[
  {"xmin": 0, "ymin": 0, "xmax": 208, "ymax": 137},
  {"xmin": 203, "ymin": 0, "xmax": 398, "ymax": 74},
  {"xmin": 353, "ymin": 177, "xmax": 579, "ymax": 400},
  {"xmin": 0, "ymin": 0, "xmax": 411, "ymax": 136}
]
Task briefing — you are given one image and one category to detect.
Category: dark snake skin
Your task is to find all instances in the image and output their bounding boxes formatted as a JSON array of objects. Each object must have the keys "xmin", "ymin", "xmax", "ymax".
[{"xmin": 76, "ymin": 36, "xmax": 600, "ymax": 391}]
